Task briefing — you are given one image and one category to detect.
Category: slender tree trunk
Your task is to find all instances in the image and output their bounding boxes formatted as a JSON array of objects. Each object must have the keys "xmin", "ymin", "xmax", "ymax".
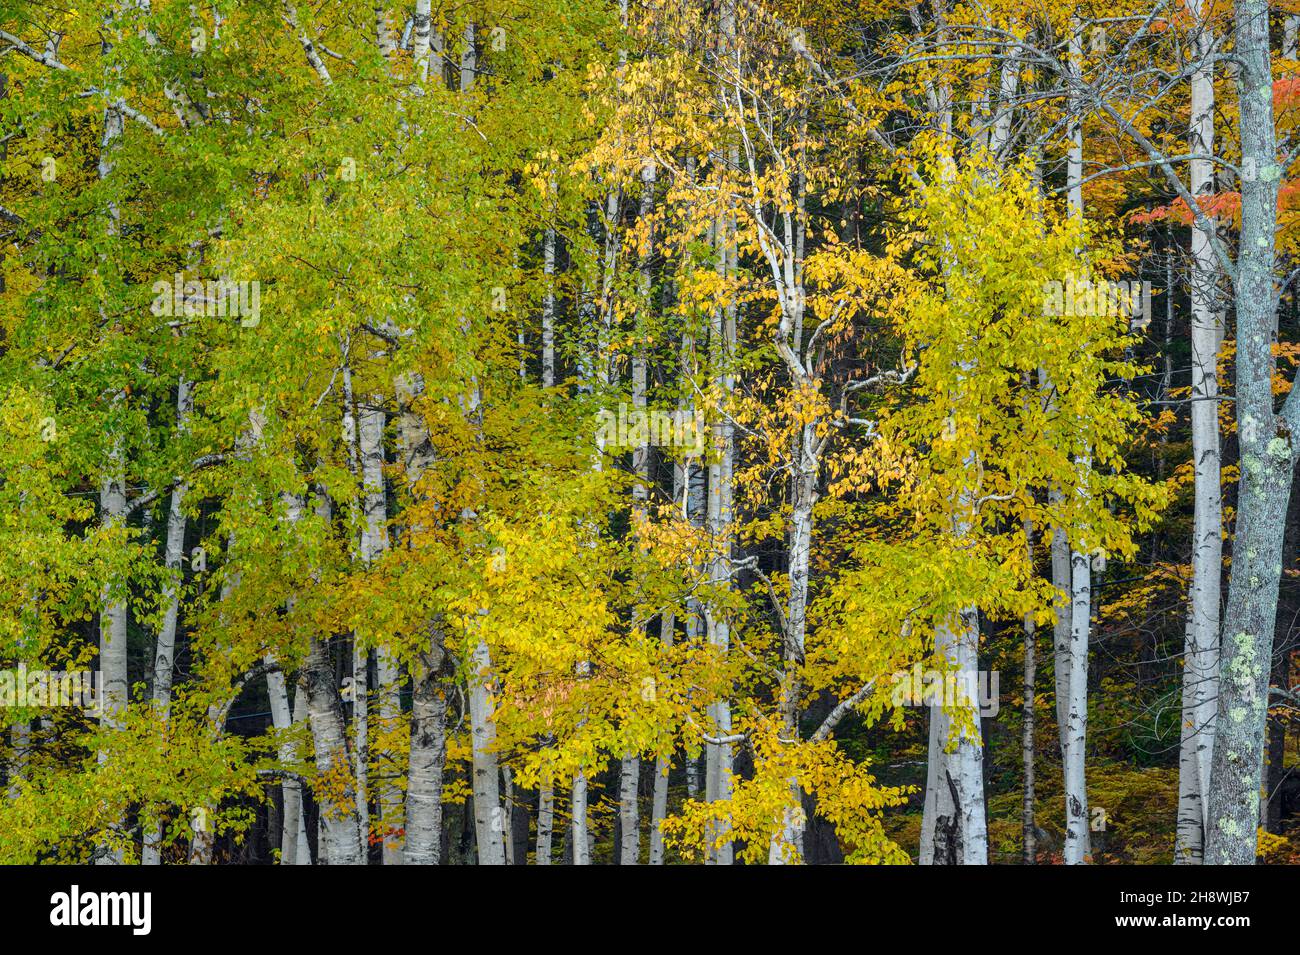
[
  {"xmin": 618, "ymin": 756, "xmax": 640, "ymax": 864},
  {"xmin": 704, "ymin": 209, "xmax": 736, "ymax": 866},
  {"xmin": 93, "ymin": 66, "xmax": 126, "ymax": 863},
  {"xmin": 648, "ymin": 469, "xmax": 683, "ymax": 866},
  {"xmin": 266, "ymin": 661, "xmax": 305, "ymax": 866},
  {"xmin": 542, "ymin": 223, "xmax": 557, "ymax": 389},
  {"xmin": 769, "ymin": 424, "xmax": 817, "ymax": 864},
  {"xmin": 1176, "ymin": 1, "xmax": 1222, "ymax": 864},
  {"xmin": 571, "ymin": 769, "xmax": 591, "ymax": 864},
  {"xmin": 291, "ymin": 689, "xmax": 312, "ymax": 864},
  {"xmin": 451, "ymin": 18, "xmax": 506, "ymax": 867},
  {"xmin": 151, "ymin": 377, "xmax": 192, "ymax": 715},
  {"xmin": 468, "ymin": 636, "xmax": 507, "ymax": 864},
  {"xmin": 357, "ymin": 387, "xmax": 402, "ymax": 864},
  {"xmin": 1060, "ymin": 20, "xmax": 1091, "ymax": 865},
  {"xmin": 618, "ymin": 158, "xmax": 657, "ymax": 867},
  {"xmin": 536, "ymin": 784, "xmax": 554, "ymax": 864},
  {"xmin": 374, "ymin": 3, "xmax": 396, "ymax": 64},
  {"xmin": 1022, "ymin": 520, "xmax": 1037, "ymax": 865},
  {"xmin": 1063, "ymin": 538, "xmax": 1091, "ymax": 863},
  {"xmin": 294, "ymin": 494, "xmax": 365, "ymax": 866},
  {"xmin": 341, "ymin": 364, "xmax": 370, "ymax": 858},
  {"xmin": 411, "ymin": 0, "xmax": 433, "ymax": 83},
  {"xmin": 95, "ymin": 454, "xmax": 127, "ymax": 866}
]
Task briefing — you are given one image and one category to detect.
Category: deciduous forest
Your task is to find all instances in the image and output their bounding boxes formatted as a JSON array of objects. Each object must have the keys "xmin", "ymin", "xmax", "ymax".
[{"xmin": 1, "ymin": 0, "xmax": 1298, "ymax": 867}]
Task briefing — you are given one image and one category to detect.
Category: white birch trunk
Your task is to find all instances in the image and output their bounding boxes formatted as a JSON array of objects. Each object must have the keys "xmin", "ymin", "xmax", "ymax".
[
  {"xmin": 919, "ymin": 613, "xmax": 989, "ymax": 864},
  {"xmin": 265, "ymin": 661, "xmax": 306, "ymax": 866},
  {"xmin": 707, "ymin": 209, "xmax": 738, "ymax": 867},
  {"xmin": 536, "ymin": 785, "xmax": 554, "ymax": 864},
  {"xmin": 1063, "ymin": 538, "xmax": 1091, "ymax": 863},
  {"xmin": 283, "ymin": 1, "xmax": 333, "ymax": 84},
  {"xmin": 411, "ymin": 0, "xmax": 433, "ymax": 83},
  {"xmin": 450, "ymin": 16, "xmax": 506, "ymax": 868},
  {"xmin": 571, "ymin": 768, "xmax": 591, "ymax": 864},
  {"xmin": 396, "ymin": 373, "xmax": 449, "ymax": 865},
  {"xmin": 290, "ymin": 688, "xmax": 312, "ymax": 864},
  {"xmin": 92, "ymin": 59, "xmax": 126, "ymax": 863},
  {"xmin": 919, "ymin": 149, "xmax": 988, "ymax": 866},
  {"xmin": 703, "ymin": 209, "xmax": 736, "ymax": 866},
  {"xmin": 1059, "ymin": 19, "xmax": 1091, "ymax": 864},
  {"xmin": 358, "ymin": 389, "xmax": 402, "ymax": 864},
  {"xmin": 1176, "ymin": 3, "xmax": 1221, "ymax": 864},
  {"xmin": 96, "ymin": 459, "xmax": 128, "ymax": 866},
  {"xmin": 618, "ymin": 756, "xmax": 640, "ymax": 864},
  {"xmin": 292, "ymin": 494, "xmax": 365, "ymax": 865},
  {"xmin": 403, "ymin": 635, "xmax": 447, "ymax": 864},
  {"xmin": 618, "ymin": 158, "xmax": 657, "ymax": 867},
  {"xmin": 542, "ymin": 224, "xmax": 557, "ymax": 389},
  {"xmin": 341, "ymin": 365, "xmax": 370, "ymax": 858},
  {"xmin": 468, "ymin": 636, "xmax": 507, "ymax": 864},
  {"xmin": 302, "ymin": 635, "xmax": 365, "ymax": 865}
]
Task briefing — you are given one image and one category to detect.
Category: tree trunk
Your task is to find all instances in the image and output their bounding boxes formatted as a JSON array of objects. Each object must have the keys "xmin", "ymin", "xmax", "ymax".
[
  {"xmin": 301, "ymin": 635, "xmax": 366, "ymax": 865},
  {"xmin": 1063, "ymin": 542, "xmax": 1091, "ymax": 863},
  {"xmin": 291, "ymin": 689, "xmax": 312, "ymax": 864},
  {"xmin": 1176, "ymin": 0, "xmax": 1222, "ymax": 864},
  {"xmin": 1205, "ymin": 0, "xmax": 1291, "ymax": 864},
  {"xmin": 411, "ymin": 0, "xmax": 433, "ymax": 83},
  {"xmin": 542, "ymin": 223, "xmax": 557, "ymax": 389},
  {"xmin": 536, "ymin": 784, "xmax": 554, "ymax": 864},
  {"xmin": 95, "ymin": 451, "xmax": 127, "ymax": 866},
  {"xmin": 1022, "ymin": 521, "xmax": 1037, "ymax": 865},
  {"xmin": 468, "ymin": 636, "xmax": 507, "ymax": 864},
  {"xmin": 358, "ymin": 388, "xmax": 402, "ymax": 864},
  {"xmin": 920, "ymin": 612, "xmax": 989, "ymax": 864},
  {"xmin": 571, "ymin": 770, "xmax": 591, "ymax": 865},
  {"xmin": 1059, "ymin": 21, "xmax": 1091, "ymax": 864},
  {"xmin": 703, "ymin": 209, "xmax": 736, "ymax": 866},
  {"xmin": 266, "ymin": 661, "xmax": 306, "ymax": 866}
]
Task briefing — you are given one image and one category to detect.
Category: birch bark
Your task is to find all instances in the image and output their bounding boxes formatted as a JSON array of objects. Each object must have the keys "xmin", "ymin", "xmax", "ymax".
[
  {"xmin": 294, "ymin": 494, "xmax": 366, "ymax": 865},
  {"xmin": 1176, "ymin": 1, "xmax": 1222, "ymax": 864},
  {"xmin": 1061, "ymin": 21, "xmax": 1090, "ymax": 865},
  {"xmin": 398, "ymin": 373, "xmax": 450, "ymax": 865}
]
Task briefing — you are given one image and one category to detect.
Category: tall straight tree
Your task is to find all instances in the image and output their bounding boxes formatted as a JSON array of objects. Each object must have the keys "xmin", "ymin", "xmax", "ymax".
[{"xmin": 1175, "ymin": 0, "xmax": 1222, "ymax": 864}]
